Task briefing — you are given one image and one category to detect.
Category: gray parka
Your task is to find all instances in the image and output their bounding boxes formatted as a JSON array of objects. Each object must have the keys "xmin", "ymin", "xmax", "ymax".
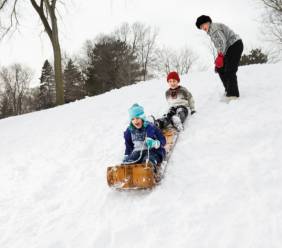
[{"xmin": 207, "ymin": 23, "xmax": 240, "ymax": 55}]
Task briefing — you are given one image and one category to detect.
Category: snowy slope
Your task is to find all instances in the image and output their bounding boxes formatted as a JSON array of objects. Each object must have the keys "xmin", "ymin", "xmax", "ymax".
[{"xmin": 0, "ymin": 63, "xmax": 282, "ymax": 248}]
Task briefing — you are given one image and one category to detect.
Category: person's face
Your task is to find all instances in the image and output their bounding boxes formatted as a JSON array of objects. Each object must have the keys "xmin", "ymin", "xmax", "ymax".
[
  {"xmin": 200, "ymin": 22, "xmax": 210, "ymax": 32},
  {"xmin": 131, "ymin": 118, "xmax": 143, "ymax": 129},
  {"xmin": 168, "ymin": 79, "xmax": 179, "ymax": 89}
]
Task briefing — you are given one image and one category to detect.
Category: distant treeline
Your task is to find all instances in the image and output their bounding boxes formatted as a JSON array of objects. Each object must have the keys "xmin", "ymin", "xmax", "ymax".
[{"xmin": 0, "ymin": 22, "xmax": 268, "ymax": 119}]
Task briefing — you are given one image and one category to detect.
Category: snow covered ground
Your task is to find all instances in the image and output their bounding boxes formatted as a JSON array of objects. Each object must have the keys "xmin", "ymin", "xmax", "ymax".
[{"xmin": 0, "ymin": 63, "xmax": 282, "ymax": 248}]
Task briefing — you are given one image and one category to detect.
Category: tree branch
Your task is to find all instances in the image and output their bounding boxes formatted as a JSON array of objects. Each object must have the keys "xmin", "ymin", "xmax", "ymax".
[
  {"xmin": 30, "ymin": 0, "xmax": 53, "ymax": 39},
  {"xmin": 0, "ymin": 0, "xmax": 9, "ymax": 10}
]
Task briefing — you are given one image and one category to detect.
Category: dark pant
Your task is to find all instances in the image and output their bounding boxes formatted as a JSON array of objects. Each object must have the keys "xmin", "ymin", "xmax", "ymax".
[
  {"xmin": 124, "ymin": 150, "xmax": 162, "ymax": 165},
  {"xmin": 156, "ymin": 106, "xmax": 188, "ymax": 129},
  {"xmin": 217, "ymin": 39, "xmax": 243, "ymax": 97}
]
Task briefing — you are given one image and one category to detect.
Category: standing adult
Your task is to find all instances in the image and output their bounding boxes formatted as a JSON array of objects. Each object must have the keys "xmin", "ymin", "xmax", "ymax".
[{"xmin": 196, "ymin": 15, "xmax": 243, "ymax": 99}]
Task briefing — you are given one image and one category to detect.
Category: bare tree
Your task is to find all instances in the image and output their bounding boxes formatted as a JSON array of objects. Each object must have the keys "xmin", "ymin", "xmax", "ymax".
[
  {"xmin": 137, "ymin": 25, "xmax": 159, "ymax": 81},
  {"xmin": 156, "ymin": 47, "xmax": 172, "ymax": 75},
  {"xmin": 259, "ymin": 0, "xmax": 282, "ymax": 50},
  {"xmin": 157, "ymin": 46, "xmax": 198, "ymax": 75},
  {"xmin": 264, "ymin": 47, "xmax": 282, "ymax": 62},
  {"xmin": 0, "ymin": 64, "xmax": 32, "ymax": 115},
  {"xmin": 0, "ymin": 0, "xmax": 64, "ymax": 105},
  {"xmin": 114, "ymin": 22, "xmax": 146, "ymax": 61},
  {"xmin": 174, "ymin": 47, "xmax": 198, "ymax": 74},
  {"xmin": 113, "ymin": 22, "xmax": 130, "ymax": 44},
  {"xmin": 113, "ymin": 22, "xmax": 159, "ymax": 81}
]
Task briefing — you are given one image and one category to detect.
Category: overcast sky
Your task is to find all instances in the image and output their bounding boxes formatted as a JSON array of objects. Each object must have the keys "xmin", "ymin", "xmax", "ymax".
[{"xmin": 0, "ymin": 0, "xmax": 265, "ymax": 83}]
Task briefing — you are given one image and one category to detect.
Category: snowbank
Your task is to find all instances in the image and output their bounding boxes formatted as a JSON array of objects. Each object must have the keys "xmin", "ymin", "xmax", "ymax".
[{"xmin": 0, "ymin": 63, "xmax": 281, "ymax": 248}]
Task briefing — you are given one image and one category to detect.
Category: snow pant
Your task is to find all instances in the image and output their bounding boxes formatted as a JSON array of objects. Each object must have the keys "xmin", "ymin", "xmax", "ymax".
[
  {"xmin": 217, "ymin": 39, "xmax": 243, "ymax": 97},
  {"xmin": 156, "ymin": 105, "xmax": 188, "ymax": 129},
  {"xmin": 123, "ymin": 150, "xmax": 163, "ymax": 165}
]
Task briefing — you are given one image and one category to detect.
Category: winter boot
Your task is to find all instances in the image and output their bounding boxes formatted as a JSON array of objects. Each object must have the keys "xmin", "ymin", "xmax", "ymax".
[
  {"xmin": 171, "ymin": 115, "xmax": 184, "ymax": 132},
  {"xmin": 226, "ymin": 96, "xmax": 239, "ymax": 100},
  {"xmin": 152, "ymin": 116, "xmax": 170, "ymax": 130},
  {"xmin": 148, "ymin": 115, "xmax": 161, "ymax": 129},
  {"xmin": 221, "ymin": 96, "xmax": 239, "ymax": 103},
  {"xmin": 153, "ymin": 163, "xmax": 162, "ymax": 183}
]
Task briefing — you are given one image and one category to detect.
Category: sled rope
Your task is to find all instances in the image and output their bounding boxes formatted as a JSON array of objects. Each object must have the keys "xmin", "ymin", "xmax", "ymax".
[
  {"xmin": 122, "ymin": 134, "xmax": 148, "ymax": 165},
  {"xmin": 145, "ymin": 145, "xmax": 150, "ymax": 168}
]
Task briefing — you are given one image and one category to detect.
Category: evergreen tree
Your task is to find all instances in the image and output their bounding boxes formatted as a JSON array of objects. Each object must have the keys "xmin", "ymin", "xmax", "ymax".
[
  {"xmin": 38, "ymin": 60, "xmax": 56, "ymax": 109},
  {"xmin": 240, "ymin": 49, "xmax": 268, "ymax": 66},
  {"xmin": 85, "ymin": 37, "xmax": 141, "ymax": 96},
  {"xmin": 64, "ymin": 59, "xmax": 86, "ymax": 103}
]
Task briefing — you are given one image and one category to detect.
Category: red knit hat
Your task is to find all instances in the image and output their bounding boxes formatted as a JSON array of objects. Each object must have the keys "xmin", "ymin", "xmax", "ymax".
[{"xmin": 167, "ymin": 71, "xmax": 180, "ymax": 82}]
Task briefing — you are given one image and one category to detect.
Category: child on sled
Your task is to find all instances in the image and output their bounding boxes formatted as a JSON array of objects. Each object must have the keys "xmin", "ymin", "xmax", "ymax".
[
  {"xmin": 154, "ymin": 71, "xmax": 196, "ymax": 132},
  {"xmin": 123, "ymin": 103, "xmax": 166, "ymax": 170}
]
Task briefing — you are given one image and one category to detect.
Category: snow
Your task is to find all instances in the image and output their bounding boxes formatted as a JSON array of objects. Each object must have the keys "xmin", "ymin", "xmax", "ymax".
[{"xmin": 0, "ymin": 63, "xmax": 282, "ymax": 248}]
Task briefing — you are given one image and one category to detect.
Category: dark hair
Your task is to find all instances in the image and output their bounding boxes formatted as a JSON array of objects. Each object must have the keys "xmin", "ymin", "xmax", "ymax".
[{"xmin": 196, "ymin": 15, "xmax": 212, "ymax": 29}]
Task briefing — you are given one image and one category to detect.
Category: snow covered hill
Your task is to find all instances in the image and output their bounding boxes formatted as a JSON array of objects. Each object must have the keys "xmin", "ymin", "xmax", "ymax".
[{"xmin": 0, "ymin": 63, "xmax": 282, "ymax": 248}]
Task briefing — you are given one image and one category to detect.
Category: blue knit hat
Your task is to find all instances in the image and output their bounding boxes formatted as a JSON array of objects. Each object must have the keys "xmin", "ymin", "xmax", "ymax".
[{"xmin": 128, "ymin": 103, "xmax": 146, "ymax": 121}]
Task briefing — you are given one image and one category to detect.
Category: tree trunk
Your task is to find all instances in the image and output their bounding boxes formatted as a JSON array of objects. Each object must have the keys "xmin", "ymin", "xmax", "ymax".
[
  {"xmin": 51, "ymin": 16, "xmax": 64, "ymax": 105},
  {"xmin": 30, "ymin": 0, "xmax": 64, "ymax": 105}
]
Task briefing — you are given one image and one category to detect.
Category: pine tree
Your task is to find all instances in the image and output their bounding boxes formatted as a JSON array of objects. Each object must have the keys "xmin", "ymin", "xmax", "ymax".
[
  {"xmin": 64, "ymin": 59, "xmax": 85, "ymax": 103},
  {"xmin": 85, "ymin": 37, "xmax": 141, "ymax": 96},
  {"xmin": 38, "ymin": 60, "xmax": 56, "ymax": 109},
  {"xmin": 240, "ymin": 49, "xmax": 268, "ymax": 66}
]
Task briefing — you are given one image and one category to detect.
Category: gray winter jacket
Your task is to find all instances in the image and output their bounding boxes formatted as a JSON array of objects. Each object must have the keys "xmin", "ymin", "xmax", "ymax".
[{"xmin": 207, "ymin": 23, "xmax": 240, "ymax": 55}]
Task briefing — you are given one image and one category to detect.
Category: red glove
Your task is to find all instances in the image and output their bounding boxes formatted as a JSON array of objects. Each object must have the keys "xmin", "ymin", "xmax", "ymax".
[{"xmin": 215, "ymin": 52, "xmax": 224, "ymax": 68}]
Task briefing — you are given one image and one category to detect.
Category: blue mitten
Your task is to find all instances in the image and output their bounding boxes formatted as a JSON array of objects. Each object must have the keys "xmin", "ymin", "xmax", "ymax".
[{"xmin": 145, "ymin": 137, "xmax": 160, "ymax": 149}]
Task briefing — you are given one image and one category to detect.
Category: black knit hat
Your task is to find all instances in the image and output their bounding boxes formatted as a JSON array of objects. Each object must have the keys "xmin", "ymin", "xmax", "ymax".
[{"xmin": 196, "ymin": 15, "xmax": 212, "ymax": 29}]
